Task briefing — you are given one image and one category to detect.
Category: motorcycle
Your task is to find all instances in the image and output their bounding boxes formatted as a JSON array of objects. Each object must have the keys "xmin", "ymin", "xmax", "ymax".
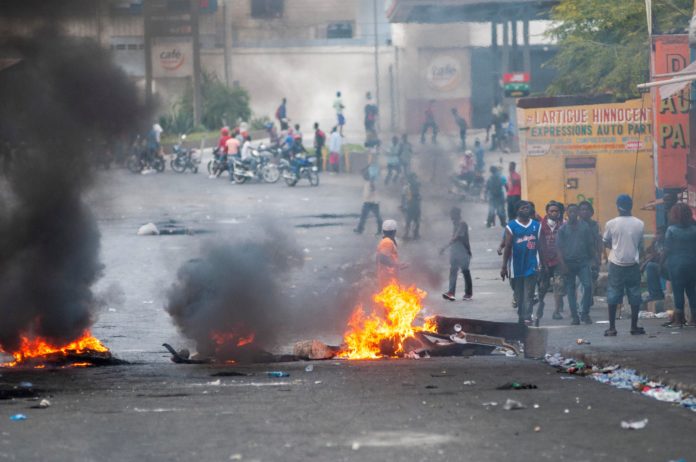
[
  {"xmin": 127, "ymin": 138, "xmax": 165, "ymax": 174},
  {"xmin": 451, "ymin": 171, "xmax": 484, "ymax": 201},
  {"xmin": 279, "ymin": 155, "xmax": 319, "ymax": 187},
  {"xmin": 207, "ymin": 147, "xmax": 231, "ymax": 177},
  {"xmin": 230, "ymin": 149, "xmax": 280, "ymax": 184},
  {"xmin": 170, "ymin": 134, "xmax": 200, "ymax": 173}
]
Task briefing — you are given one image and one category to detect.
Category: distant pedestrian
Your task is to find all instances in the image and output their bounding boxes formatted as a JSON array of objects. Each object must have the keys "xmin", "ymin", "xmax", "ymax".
[
  {"xmin": 474, "ymin": 139, "xmax": 485, "ymax": 173},
  {"xmin": 333, "ymin": 91, "xmax": 345, "ymax": 136},
  {"xmin": 364, "ymin": 91, "xmax": 379, "ymax": 147},
  {"xmin": 501, "ymin": 201, "xmax": 542, "ymax": 324},
  {"xmin": 537, "ymin": 201, "xmax": 565, "ymax": 323},
  {"xmin": 328, "ymin": 126, "xmax": 342, "ymax": 173},
  {"xmin": 506, "ymin": 162, "xmax": 522, "ymax": 222},
  {"xmin": 420, "ymin": 99, "xmax": 438, "ymax": 144},
  {"xmin": 402, "ymin": 173, "xmax": 421, "ymax": 240},
  {"xmin": 385, "ymin": 136, "xmax": 401, "ymax": 186},
  {"xmin": 398, "ymin": 134, "xmax": 413, "ymax": 175},
  {"xmin": 376, "ymin": 219, "xmax": 402, "ymax": 288},
  {"xmin": 276, "ymin": 98, "xmax": 288, "ymax": 130},
  {"xmin": 451, "ymin": 108, "xmax": 468, "ymax": 151},
  {"xmin": 557, "ymin": 204, "xmax": 596, "ymax": 325},
  {"xmin": 313, "ymin": 122, "xmax": 326, "ymax": 172},
  {"xmin": 354, "ymin": 173, "xmax": 383, "ymax": 236},
  {"xmin": 441, "ymin": 207, "xmax": 472, "ymax": 301},
  {"xmin": 603, "ymin": 194, "xmax": 645, "ymax": 336},
  {"xmin": 579, "ymin": 200, "xmax": 602, "ymax": 307},
  {"xmin": 663, "ymin": 203, "xmax": 696, "ymax": 327},
  {"xmin": 641, "ymin": 226, "xmax": 666, "ymax": 303},
  {"xmin": 486, "ymin": 166, "xmax": 506, "ymax": 228}
]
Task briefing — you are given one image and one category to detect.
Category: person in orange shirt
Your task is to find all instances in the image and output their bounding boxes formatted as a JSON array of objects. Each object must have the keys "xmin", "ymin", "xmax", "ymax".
[{"xmin": 376, "ymin": 219, "xmax": 404, "ymax": 288}]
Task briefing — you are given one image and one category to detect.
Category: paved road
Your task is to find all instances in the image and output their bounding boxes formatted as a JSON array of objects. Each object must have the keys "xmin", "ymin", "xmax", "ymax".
[{"xmin": 1, "ymin": 147, "xmax": 695, "ymax": 461}]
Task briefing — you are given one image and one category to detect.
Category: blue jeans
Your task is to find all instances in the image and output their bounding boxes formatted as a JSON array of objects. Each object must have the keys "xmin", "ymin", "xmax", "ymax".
[
  {"xmin": 644, "ymin": 262, "xmax": 664, "ymax": 300},
  {"xmin": 487, "ymin": 198, "xmax": 506, "ymax": 227},
  {"xmin": 565, "ymin": 262, "xmax": 592, "ymax": 317},
  {"xmin": 668, "ymin": 262, "xmax": 696, "ymax": 313}
]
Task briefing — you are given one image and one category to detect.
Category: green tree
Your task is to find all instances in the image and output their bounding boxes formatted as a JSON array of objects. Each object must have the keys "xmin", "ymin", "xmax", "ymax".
[{"xmin": 546, "ymin": 0, "xmax": 692, "ymax": 99}]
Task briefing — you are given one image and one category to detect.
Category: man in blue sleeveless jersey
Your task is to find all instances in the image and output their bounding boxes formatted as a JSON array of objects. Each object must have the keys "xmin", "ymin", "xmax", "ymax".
[{"xmin": 501, "ymin": 201, "xmax": 543, "ymax": 324}]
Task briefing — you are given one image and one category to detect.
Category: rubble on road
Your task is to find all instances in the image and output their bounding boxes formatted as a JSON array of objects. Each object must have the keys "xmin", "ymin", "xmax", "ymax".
[
  {"xmin": 293, "ymin": 340, "xmax": 339, "ymax": 360},
  {"xmin": 545, "ymin": 353, "xmax": 696, "ymax": 412}
]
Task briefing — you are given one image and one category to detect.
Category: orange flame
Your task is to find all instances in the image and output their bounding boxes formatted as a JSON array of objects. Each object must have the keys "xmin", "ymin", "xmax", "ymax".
[
  {"xmin": 1, "ymin": 331, "xmax": 109, "ymax": 367},
  {"xmin": 338, "ymin": 282, "xmax": 434, "ymax": 360},
  {"xmin": 211, "ymin": 331, "xmax": 255, "ymax": 348}
]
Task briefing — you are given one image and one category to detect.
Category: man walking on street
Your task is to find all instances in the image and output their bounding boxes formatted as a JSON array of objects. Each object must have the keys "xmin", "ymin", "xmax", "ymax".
[
  {"xmin": 486, "ymin": 166, "xmax": 506, "ymax": 228},
  {"xmin": 579, "ymin": 200, "xmax": 603, "ymax": 308},
  {"xmin": 364, "ymin": 92, "xmax": 378, "ymax": 147},
  {"xmin": 276, "ymin": 98, "xmax": 288, "ymax": 131},
  {"xmin": 420, "ymin": 100, "xmax": 438, "ymax": 144},
  {"xmin": 313, "ymin": 122, "xmax": 326, "ymax": 172},
  {"xmin": 537, "ymin": 201, "xmax": 565, "ymax": 324},
  {"xmin": 451, "ymin": 108, "xmax": 468, "ymax": 151},
  {"xmin": 334, "ymin": 91, "xmax": 346, "ymax": 136},
  {"xmin": 603, "ymin": 194, "xmax": 645, "ymax": 336},
  {"xmin": 501, "ymin": 201, "xmax": 542, "ymax": 324},
  {"xmin": 506, "ymin": 162, "xmax": 522, "ymax": 222},
  {"xmin": 354, "ymin": 173, "xmax": 382, "ymax": 236},
  {"xmin": 442, "ymin": 207, "xmax": 473, "ymax": 301},
  {"xmin": 557, "ymin": 204, "xmax": 597, "ymax": 325},
  {"xmin": 402, "ymin": 173, "xmax": 421, "ymax": 240}
]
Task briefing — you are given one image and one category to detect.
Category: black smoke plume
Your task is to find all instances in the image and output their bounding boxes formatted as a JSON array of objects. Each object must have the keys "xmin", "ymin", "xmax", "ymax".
[
  {"xmin": 0, "ymin": 28, "xmax": 145, "ymax": 352},
  {"xmin": 165, "ymin": 225, "xmax": 303, "ymax": 360}
]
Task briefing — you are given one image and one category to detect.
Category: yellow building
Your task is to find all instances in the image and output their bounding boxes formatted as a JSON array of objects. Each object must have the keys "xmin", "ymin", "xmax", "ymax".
[{"xmin": 517, "ymin": 96, "xmax": 656, "ymax": 233}]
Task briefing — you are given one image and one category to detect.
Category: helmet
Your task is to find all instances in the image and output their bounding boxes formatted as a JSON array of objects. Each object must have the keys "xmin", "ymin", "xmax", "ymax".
[
  {"xmin": 221, "ymin": 127, "xmax": 230, "ymax": 135},
  {"xmin": 382, "ymin": 219, "xmax": 397, "ymax": 232}
]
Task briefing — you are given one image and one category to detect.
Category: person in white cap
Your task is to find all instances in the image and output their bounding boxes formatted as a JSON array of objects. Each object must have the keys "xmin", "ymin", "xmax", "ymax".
[{"xmin": 376, "ymin": 219, "xmax": 401, "ymax": 288}]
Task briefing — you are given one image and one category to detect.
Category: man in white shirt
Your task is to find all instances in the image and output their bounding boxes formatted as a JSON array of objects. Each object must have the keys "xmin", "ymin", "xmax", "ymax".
[
  {"xmin": 328, "ymin": 126, "xmax": 342, "ymax": 173},
  {"xmin": 333, "ymin": 91, "xmax": 345, "ymax": 136},
  {"xmin": 602, "ymin": 194, "xmax": 645, "ymax": 336}
]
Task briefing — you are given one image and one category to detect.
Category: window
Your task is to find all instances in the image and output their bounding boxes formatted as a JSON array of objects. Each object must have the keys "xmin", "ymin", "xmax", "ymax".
[
  {"xmin": 251, "ymin": 0, "xmax": 283, "ymax": 19},
  {"xmin": 327, "ymin": 22, "xmax": 353, "ymax": 39}
]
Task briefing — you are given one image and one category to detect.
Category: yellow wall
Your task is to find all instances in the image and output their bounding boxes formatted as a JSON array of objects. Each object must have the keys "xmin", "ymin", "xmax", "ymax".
[{"xmin": 519, "ymin": 97, "xmax": 656, "ymax": 234}]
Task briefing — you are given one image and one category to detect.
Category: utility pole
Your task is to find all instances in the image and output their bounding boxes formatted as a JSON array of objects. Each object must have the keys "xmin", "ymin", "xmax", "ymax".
[
  {"xmin": 191, "ymin": 0, "xmax": 202, "ymax": 126},
  {"xmin": 373, "ymin": 0, "xmax": 381, "ymax": 116},
  {"xmin": 144, "ymin": 1, "xmax": 153, "ymax": 108}
]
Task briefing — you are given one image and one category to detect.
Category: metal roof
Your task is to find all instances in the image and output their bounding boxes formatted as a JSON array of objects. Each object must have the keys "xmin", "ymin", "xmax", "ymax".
[{"xmin": 386, "ymin": 0, "xmax": 558, "ymax": 23}]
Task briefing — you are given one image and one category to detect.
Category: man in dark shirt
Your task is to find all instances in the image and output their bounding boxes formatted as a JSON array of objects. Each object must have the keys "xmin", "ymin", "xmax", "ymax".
[{"xmin": 557, "ymin": 204, "xmax": 596, "ymax": 325}]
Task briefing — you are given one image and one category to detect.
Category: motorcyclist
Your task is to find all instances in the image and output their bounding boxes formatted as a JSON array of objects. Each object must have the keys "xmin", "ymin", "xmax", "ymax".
[
  {"xmin": 266, "ymin": 122, "xmax": 280, "ymax": 147},
  {"xmin": 240, "ymin": 134, "xmax": 258, "ymax": 173},
  {"xmin": 281, "ymin": 128, "xmax": 295, "ymax": 159}
]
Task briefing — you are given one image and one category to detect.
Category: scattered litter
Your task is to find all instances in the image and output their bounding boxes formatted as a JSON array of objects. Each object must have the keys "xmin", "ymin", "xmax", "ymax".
[
  {"xmin": 497, "ymin": 382, "xmax": 537, "ymax": 390},
  {"xmin": 351, "ymin": 442, "xmax": 361, "ymax": 450},
  {"xmin": 304, "ymin": 365, "xmax": 314, "ymax": 372},
  {"xmin": 564, "ymin": 409, "xmax": 570, "ymax": 414},
  {"xmin": 19, "ymin": 382, "xmax": 33, "ymax": 389},
  {"xmin": 229, "ymin": 454, "xmax": 243, "ymax": 460},
  {"xmin": 534, "ymin": 426, "xmax": 541, "ymax": 432},
  {"xmin": 638, "ymin": 311, "xmax": 670, "ymax": 319},
  {"xmin": 482, "ymin": 401, "xmax": 498, "ymax": 407},
  {"xmin": 596, "ymin": 320, "xmax": 610, "ymax": 324},
  {"xmin": 207, "ymin": 379, "xmax": 222, "ymax": 386},
  {"xmin": 314, "ymin": 381, "xmax": 322, "ymax": 385},
  {"xmin": 503, "ymin": 399, "xmax": 525, "ymax": 410},
  {"xmin": 533, "ymin": 404, "xmax": 540, "ymax": 409},
  {"xmin": 10, "ymin": 414, "xmax": 27, "ymax": 421},
  {"xmin": 462, "ymin": 380, "xmax": 476, "ymax": 386},
  {"xmin": 108, "ymin": 308, "xmax": 117, "ymax": 312},
  {"xmin": 266, "ymin": 371, "xmax": 290, "ymax": 378},
  {"xmin": 576, "ymin": 338, "xmax": 591, "ymax": 345},
  {"xmin": 137, "ymin": 223, "xmax": 159, "ymax": 235},
  {"xmin": 38, "ymin": 399, "xmax": 51, "ymax": 409},
  {"xmin": 621, "ymin": 418, "xmax": 648, "ymax": 430},
  {"xmin": 211, "ymin": 371, "xmax": 250, "ymax": 377},
  {"xmin": 560, "ymin": 377, "xmax": 576, "ymax": 380},
  {"xmin": 405, "ymin": 351, "xmax": 420, "ymax": 359}
]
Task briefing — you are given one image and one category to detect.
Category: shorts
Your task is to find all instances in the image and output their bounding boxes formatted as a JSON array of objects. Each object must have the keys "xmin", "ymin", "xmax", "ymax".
[
  {"xmin": 337, "ymin": 114, "xmax": 346, "ymax": 126},
  {"xmin": 607, "ymin": 262, "xmax": 641, "ymax": 306}
]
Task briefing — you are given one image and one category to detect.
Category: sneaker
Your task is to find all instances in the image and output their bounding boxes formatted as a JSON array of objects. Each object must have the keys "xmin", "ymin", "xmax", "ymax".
[
  {"xmin": 462, "ymin": 294, "xmax": 472, "ymax": 301},
  {"xmin": 580, "ymin": 314, "xmax": 593, "ymax": 325},
  {"xmin": 552, "ymin": 312, "xmax": 563, "ymax": 320},
  {"xmin": 604, "ymin": 328, "xmax": 617, "ymax": 337},
  {"xmin": 570, "ymin": 316, "xmax": 580, "ymax": 325},
  {"xmin": 630, "ymin": 327, "xmax": 646, "ymax": 335},
  {"xmin": 442, "ymin": 292, "xmax": 455, "ymax": 301}
]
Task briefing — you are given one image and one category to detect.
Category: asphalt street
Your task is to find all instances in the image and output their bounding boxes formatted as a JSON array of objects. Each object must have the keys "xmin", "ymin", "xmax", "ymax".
[{"xmin": 1, "ymin": 146, "xmax": 695, "ymax": 461}]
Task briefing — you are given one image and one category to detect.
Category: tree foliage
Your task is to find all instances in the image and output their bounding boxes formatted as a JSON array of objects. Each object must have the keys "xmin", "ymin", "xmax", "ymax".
[{"xmin": 546, "ymin": 0, "xmax": 692, "ymax": 99}]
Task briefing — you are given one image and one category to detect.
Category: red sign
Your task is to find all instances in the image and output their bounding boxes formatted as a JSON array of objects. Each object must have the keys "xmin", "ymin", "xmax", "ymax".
[
  {"xmin": 503, "ymin": 72, "xmax": 530, "ymax": 84},
  {"xmin": 652, "ymin": 35, "xmax": 690, "ymax": 189}
]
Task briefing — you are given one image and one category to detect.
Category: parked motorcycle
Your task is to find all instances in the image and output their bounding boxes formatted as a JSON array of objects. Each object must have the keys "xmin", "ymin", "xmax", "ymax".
[
  {"xmin": 230, "ymin": 149, "xmax": 280, "ymax": 184},
  {"xmin": 279, "ymin": 155, "xmax": 319, "ymax": 187},
  {"xmin": 127, "ymin": 141, "xmax": 165, "ymax": 174},
  {"xmin": 170, "ymin": 134, "xmax": 200, "ymax": 173}
]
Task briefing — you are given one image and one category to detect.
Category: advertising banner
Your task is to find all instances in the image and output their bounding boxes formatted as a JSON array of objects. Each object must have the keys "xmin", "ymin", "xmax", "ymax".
[
  {"xmin": 152, "ymin": 39, "xmax": 193, "ymax": 78},
  {"xmin": 519, "ymin": 98, "xmax": 653, "ymax": 158},
  {"xmin": 652, "ymin": 35, "xmax": 690, "ymax": 189}
]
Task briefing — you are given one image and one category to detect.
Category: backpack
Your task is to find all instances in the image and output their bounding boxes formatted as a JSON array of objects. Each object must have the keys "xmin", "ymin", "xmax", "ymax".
[{"xmin": 316, "ymin": 130, "xmax": 326, "ymax": 145}]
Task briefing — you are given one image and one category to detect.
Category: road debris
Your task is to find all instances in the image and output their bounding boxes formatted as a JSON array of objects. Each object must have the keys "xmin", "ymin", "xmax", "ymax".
[
  {"xmin": 621, "ymin": 418, "xmax": 648, "ymax": 430},
  {"xmin": 503, "ymin": 399, "xmax": 525, "ymax": 410},
  {"xmin": 497, "ymin": 382, "xmax": 538, "ymax": 390},
  {"xmin": 575, "ymin": 338, "xmax": 591, "ymax": 345},
  {"xmin": 304, "ymin": 365, "xmax": 314, "ymax": 372},
  {"xmin": 137, "ymin": 223, "xmax": 159, "ymax": 235},
  {"xmin": 266, "ymin": 371, "xmax": 290, "ymax": 378},
  {"xmin": 10, "ymin": 414, "xmax": 27, "ymax": 421}
]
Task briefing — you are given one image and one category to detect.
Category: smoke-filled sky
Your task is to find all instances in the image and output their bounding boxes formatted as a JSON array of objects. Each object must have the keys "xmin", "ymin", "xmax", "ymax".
[{"xmin": 0, "ymin": 27, "xmax": 145, "ymax": 352}]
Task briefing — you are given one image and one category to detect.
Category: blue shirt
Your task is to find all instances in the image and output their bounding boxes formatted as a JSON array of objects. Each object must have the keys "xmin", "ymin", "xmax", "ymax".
[{"xmin": 507, "ymin": 219, "xmax": 540, "ymax": 278}]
